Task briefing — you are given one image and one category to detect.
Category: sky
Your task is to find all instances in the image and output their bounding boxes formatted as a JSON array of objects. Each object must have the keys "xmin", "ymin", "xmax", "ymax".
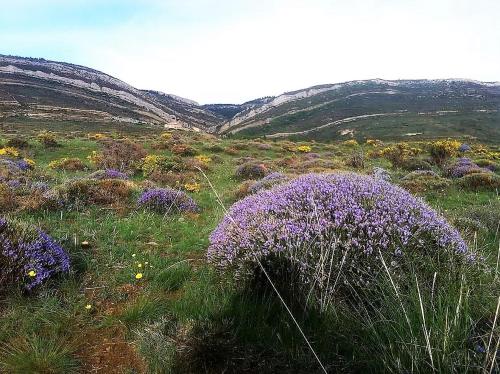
[{"xmin": 1, "ymin": 0, "xmax": 499, "ymax": 104}]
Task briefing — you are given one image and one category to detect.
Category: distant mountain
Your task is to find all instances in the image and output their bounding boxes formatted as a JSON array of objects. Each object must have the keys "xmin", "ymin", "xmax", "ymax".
[
  {"xmin": 218, "ymin": 79, "xmax": 500, "ymax": 142},
  {"xmin": 0, "ymin": 54, "xmax": 221, "ymax": 131},
  {"xmin": 203, "ymin": 97, "xmax": 275, "ymax": 120},
  {"xmin": 1, "ymin": 54, "xmax": 499, "ymax": 142}
]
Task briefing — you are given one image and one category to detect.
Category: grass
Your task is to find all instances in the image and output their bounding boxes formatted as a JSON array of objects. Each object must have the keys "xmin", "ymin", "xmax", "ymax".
[{"xmin": 0, "ymin": 123, "xmax": 499, "ymax": 372}]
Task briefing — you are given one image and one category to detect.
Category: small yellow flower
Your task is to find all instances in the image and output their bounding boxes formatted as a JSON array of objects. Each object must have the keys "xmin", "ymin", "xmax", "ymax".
[
  {"xmin": 195, "ymin": 155, "xmax": 211, "ymax": 164},
  {"xmin": 137, "ymin": 263, "xmax": 142, "ymax": 268},
  {"xmin": 85, "ymin": 304, "xmax": 92, "ymax": 310},
  {"xmin": 135, "ymin": 273, "xmax": 143, "ymax": 280},
  {"xmin": 296, "ymin": 145, "xmax": 312, "ymax": 153},
  {"xmin": 28, "ymin": 270, "xmax": 36, "ymax": 277},
  {"xmin": 184, "ymin": 182, "xmax": 201, "ymax": 192}
]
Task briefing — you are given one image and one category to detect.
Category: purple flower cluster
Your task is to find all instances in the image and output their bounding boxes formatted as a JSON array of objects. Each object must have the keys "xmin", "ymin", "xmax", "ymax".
[
  {"xmin": 458, "ymin": 143, "xmax": 471, "ymax": 153},
  {"xmin": 89, "ymin": 169, "xmax": 129, "ymax": 180},
  {"xmin": 137, "ymin": 187, "xmax": 199, "ymax": 214},
  {"xmin": 248, "ymin": 172, "xmax": 289, "ymax": 194},
  {"xmin": 445, "ymin": 158, "xmax": 490, "ymax": 179},
  {"xmin": 0, "ymin": 217, "xmax": 70, "ymax": 291},
  {"xmin": 208, "ymin": 173, "xmax": 468, "ymax": 290}
]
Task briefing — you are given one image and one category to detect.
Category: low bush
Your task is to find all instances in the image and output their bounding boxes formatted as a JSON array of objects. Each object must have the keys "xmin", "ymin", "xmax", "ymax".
[
  {"xmin": 37, "ymin": 131, "xmax": 60, "ymax": 148},
  {"xmin": 208, "ymin": 173, "xmax": 470, "ymax": 310},
  {"xmin": 93, "ymin": 139, "xmax": 147, "ymax": 171},
  {"xmin": 444, "ymin": 157, "xmax": 490, "ymax": 178},
  {"xmin": 171, "ymin": 144, "xmax": 197, "ymax": 157},
  {"xmin": 345, "ymin": 151, "xmax": 365, "ymax": 169},
  {"xmin": 0, "ymin": 217, "xmax": 70, "ymax": 291},
  {"xmin": 54, "ymin": 178, "xmax": 137, "ymax": 208},
  {"xmin": 456, "ymin": 172, "xmax": 500, "ymax": 191},
  {"xmin": 400, "ymin": 158, "xmax": 433, "ymax": 171},
  {"xmin": 6, "ymin": 138, "xmax": 29, "ymax": 149},
  {"xmin": 137, "ymin": 188, "xmax": 199, "ymax": 214},
  {"xmin": 429, "ymin": 139, "xmax": 461, "ymax": 165},
  {"xmin": 48, "ymin": 158, "xmax": 87, "ymax": 171},
  {"xmin": 235, "ymin": 162, "xmax": 269, "ymax": 180},
  {"xmin": 400, "ymin": 170, "xmax": 450, "ymax": 193}
]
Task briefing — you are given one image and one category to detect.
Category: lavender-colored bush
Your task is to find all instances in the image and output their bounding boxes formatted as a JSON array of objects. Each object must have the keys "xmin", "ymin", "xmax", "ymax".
[
  {"xmin": 137, "ymin": 188, "xmax": 199, "ymax": 214},
  {"xmin": 208, "ymin": 173, "xmax": 469, "ymax": 309},
  {"xmin": 89, "ymin": 169, "xmax": 129, "ymax": 180},
  {"xmin": 445, "ymin": 158, "xmax": 490, "ymax": 179},
  {"xmin": 458, "ymin": 143, "xmax": 471, "ymax": 153},
  {"xmin": 0, "ymin": 217, "xmax": 70, "ymax": 291},
  {"xmin": 248, "ymin": 172, "xmax": 289, "ymax": 194}
]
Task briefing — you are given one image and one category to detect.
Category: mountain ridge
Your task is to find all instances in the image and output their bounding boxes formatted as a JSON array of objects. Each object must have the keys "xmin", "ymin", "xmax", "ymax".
[{"xmin": 1, "ymin": 54, "xmax": 499, "ymax": 141}]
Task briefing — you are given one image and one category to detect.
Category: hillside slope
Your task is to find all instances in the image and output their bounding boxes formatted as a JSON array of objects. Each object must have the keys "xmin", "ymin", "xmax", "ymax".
[
  {"xmin": 0, "ymin": 55, "xmax": 221, "ymax": 130},
  {"xmin": 219, "ymin": 79, "xmax": 500, "ymax": 142}
]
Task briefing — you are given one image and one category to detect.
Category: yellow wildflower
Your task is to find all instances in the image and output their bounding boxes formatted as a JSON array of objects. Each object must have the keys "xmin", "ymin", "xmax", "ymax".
[
  {"xmin": 28, "ymin": 270, "xmax": 36, "ymax": 277},
  {"xmin": 184, "ymin": 182, "xmax": 201, "ymax": 192},
  {"xmin": 296, "ymin": 145, "xmax": 312, "ymax": 153},
  {"xmin": 85, "ymin": 304, "xmax": 92, "ymax": 310},
  {"xmin": 0, "ymin": 147, "xmax": 20, "ymax": 157},
  {"xmin": 195, "ymin": 155, "xmax": 212, "ymax": 164},
  {"xmin": 135, "ymin": 273, "xmax": 143, "ymax": 280}
]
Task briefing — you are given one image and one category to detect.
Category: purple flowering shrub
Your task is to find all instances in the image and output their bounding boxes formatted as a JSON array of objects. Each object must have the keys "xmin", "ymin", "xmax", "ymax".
[
  {"xmin": 458, "ymin": 143, "xmax": 472, "ymax": 153},
  {"xmin": 445, "ymin": 158, "xmax": 491, "ymax": 179},
  {"xmin": 208, "ymin": 173, "xmax": 469, "ymax": 308},
  {"xmin": 0, "ymin": 217, "xmax": 70, "ymax": 291},
  {"xmin": 248, "ymin": 172, "xmax": 289, "ymax": 195},
  {"xmin": 137, "ymin": 187, "xmax": 199, "ymax": 214}
]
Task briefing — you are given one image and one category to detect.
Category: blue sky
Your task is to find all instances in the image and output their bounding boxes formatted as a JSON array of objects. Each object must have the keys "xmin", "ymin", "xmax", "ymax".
[{"xmin": 1, "ymin": 0, "xmax": 499, "ymax": 103}]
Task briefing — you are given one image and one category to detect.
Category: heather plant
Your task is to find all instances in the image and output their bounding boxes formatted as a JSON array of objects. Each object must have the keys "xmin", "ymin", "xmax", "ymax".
[
  {"xmin": 458, "ymin": 143, "xmax": 472, "ymax": 153},
  {"xmin": 0, "ymin": 217, "xmax": 70, "ymax": 291},
  {"xmin": 208, "ymin": 173, "xmax": 470, "ymax": 311},
  {"xmin": 445, "ymin": 157, "xmax": 490, "ymax": 178},
  {"xmin": 475, "ymin": 158, "xmax": 499, "ymax": 172},
  {"xmin": 235, "ymin": 162, "xmax": 269, "ymax": 180},
  {"xmin": 137, "ymin": 187, "xmax": 199, "ymax": 214}
]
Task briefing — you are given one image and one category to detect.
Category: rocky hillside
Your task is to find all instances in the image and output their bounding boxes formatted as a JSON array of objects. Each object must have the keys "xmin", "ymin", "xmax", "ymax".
[
  {"xmin": 0, "ymin": 55, "xmax": 221, "ymax": 131},
  {"xmin": 218, "ymin": 79, "xmax": 500, "ymax": 142}
]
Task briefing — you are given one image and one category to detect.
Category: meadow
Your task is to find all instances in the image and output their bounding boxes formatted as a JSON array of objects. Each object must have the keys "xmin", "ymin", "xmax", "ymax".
[{"xmin": 0, "ymin": 122, "xmax": 499, "ymax": 373}]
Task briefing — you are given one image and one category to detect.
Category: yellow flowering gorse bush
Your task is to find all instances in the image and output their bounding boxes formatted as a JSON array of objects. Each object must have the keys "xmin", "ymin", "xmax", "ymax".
[
  {"xmin": 297, "ymin": 145, "xmax": 312, "ymax": 153},
  {"xmin": 0, "ymin": 147, "xmax": 20, "ymax": 157}
]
